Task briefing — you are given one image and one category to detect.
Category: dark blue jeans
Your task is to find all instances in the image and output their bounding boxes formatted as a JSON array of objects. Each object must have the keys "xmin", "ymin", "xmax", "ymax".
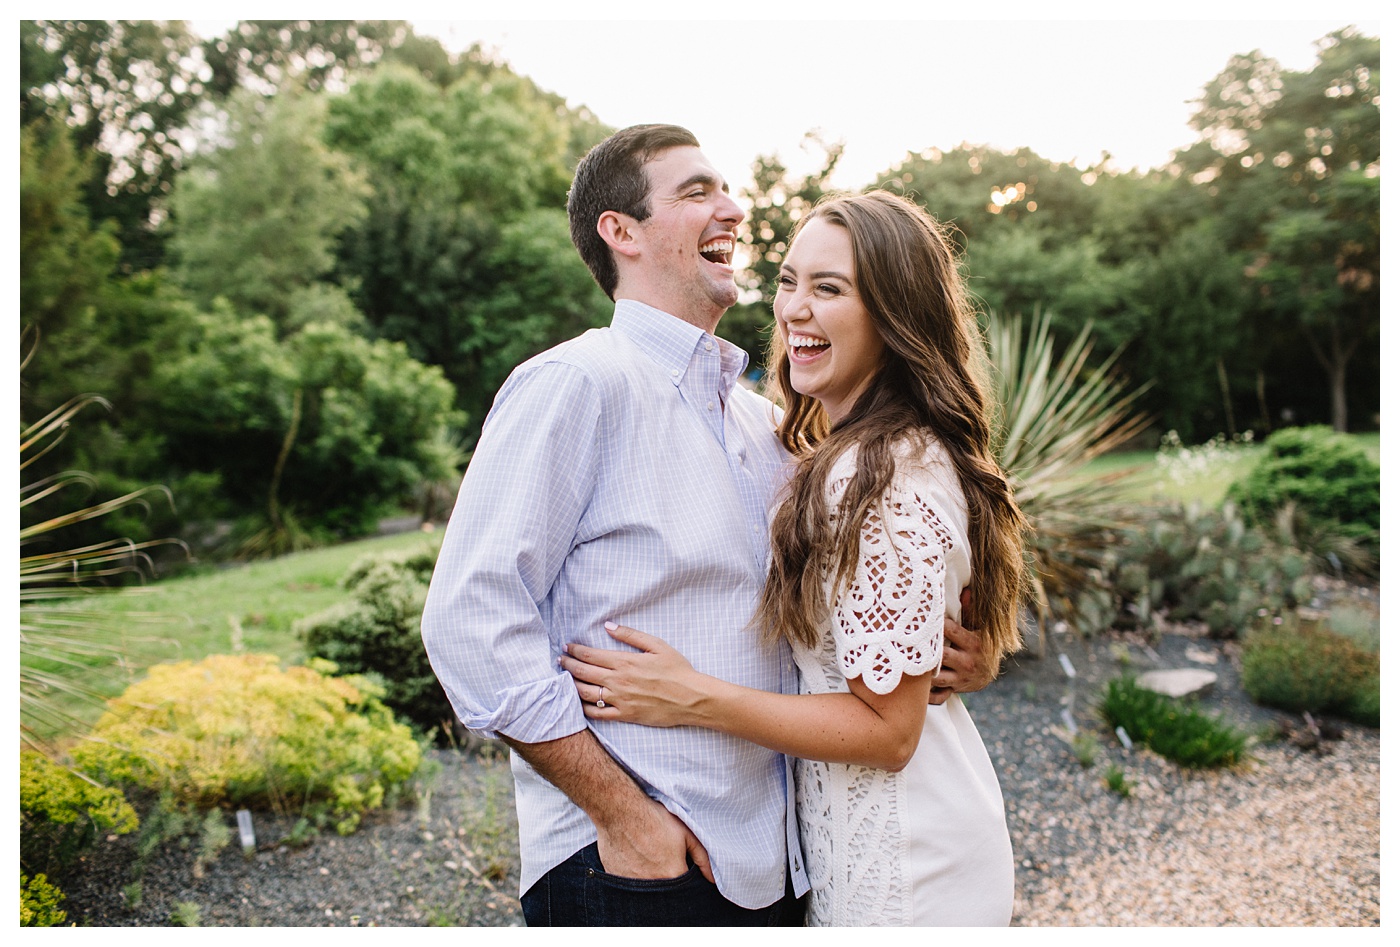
[{"xmin": 520, "ymin": 842, "xmax": 805, "ymax": 926}]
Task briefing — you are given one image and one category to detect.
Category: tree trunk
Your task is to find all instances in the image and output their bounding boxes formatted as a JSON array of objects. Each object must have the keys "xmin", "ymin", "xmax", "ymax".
[
  {"xmin": 268, "ymin": 387, "xmax": 304, "ymax": 528},
  {"xmin": 1330, "ymin": 361, "xmax": 1348, "ymax": 433}
]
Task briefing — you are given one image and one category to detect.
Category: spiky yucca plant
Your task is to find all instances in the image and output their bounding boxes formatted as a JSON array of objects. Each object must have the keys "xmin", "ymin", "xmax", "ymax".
[
  {"xmin": 20, "ymin": 370, "xmax": 182, "ymax": 749},
  {"xmin": 985, "ymin": 311, "xmax": 1152, "ymax": 640}
]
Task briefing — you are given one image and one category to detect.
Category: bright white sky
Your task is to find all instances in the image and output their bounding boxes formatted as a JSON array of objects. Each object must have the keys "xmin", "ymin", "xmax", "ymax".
[{"xmin": 193, "ymin": 5, "xmax": 1382, "ymax": 194}]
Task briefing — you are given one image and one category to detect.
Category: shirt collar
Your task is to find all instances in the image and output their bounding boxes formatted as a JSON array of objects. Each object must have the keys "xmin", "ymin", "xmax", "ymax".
[{"xmin": 612, "ymin": 299, "xmax": 750, "ymax": 391}]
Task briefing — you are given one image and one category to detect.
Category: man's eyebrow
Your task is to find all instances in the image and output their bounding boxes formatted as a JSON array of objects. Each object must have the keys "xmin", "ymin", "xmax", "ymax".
[{"xmin": 673, "ymin": 172, "xmax": 728, "ymax": 194}]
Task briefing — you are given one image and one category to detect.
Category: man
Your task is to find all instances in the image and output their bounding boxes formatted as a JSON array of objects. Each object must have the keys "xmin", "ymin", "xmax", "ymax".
[{"xmin": 420, "ymin": 124, "xmax": 991, "ymax": 926}]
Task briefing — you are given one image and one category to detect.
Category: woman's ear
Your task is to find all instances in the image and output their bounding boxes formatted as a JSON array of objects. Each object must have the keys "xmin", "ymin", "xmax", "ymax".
[{"xmin": 597, "ymin": 211, "xmax": 643, "ymax": 258}]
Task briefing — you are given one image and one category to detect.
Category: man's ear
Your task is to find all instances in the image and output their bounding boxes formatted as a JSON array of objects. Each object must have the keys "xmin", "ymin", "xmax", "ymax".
[{"xmin": 597, "ymin": 211, "xmax": 643, "ymax": 258}]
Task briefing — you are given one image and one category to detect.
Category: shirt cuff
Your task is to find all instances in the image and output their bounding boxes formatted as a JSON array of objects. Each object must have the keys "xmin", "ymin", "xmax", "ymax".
[{"xmin": 461, "ymin": 670, "xmax": 590, "ymax": 744}]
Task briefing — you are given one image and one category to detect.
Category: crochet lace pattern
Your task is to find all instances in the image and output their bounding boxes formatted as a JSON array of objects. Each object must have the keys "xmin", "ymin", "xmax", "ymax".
[{"xmin": 794, "ymin": 445, "xmax": 960, "ymax": 925}]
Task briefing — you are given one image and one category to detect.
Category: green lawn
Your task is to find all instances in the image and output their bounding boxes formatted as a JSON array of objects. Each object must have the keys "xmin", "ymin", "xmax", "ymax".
[
  {"xmin": 23, "ymin": 529, "xmax": 440, "ymax": 744},
  {"xmin": 1077, "ymin": 430, "xmax": 1378, "ymax": 507},
  {"xmin": 1076, "ymin": 443, "xmax": 1262, "ymax": 507}
]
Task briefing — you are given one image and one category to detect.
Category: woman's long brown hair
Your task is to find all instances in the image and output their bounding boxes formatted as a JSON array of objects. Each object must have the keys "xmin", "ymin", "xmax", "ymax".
[{"xmin": 756, "ymin": 190, "xmax": 1030, "ymax": 673}]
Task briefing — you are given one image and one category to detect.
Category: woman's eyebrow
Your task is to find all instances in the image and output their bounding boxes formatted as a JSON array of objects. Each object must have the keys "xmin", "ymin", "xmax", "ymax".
[{"xmin": 778, "ymin": 263, "xmax": 852, "ymax": 283}]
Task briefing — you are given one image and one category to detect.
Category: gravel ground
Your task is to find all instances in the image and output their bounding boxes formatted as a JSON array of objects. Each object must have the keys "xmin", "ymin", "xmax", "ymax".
[
  {"xmin": 987, "ymin": 615, "xmax": 1380, "ymax": 926},
  {"xmin": 54, "ymin": 596, "xmax": 1379, "ymax": 927}
]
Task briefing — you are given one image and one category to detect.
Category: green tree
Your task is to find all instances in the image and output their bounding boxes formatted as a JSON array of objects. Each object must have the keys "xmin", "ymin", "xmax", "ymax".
[
  {"xmin": 199, "ymin": 19, "xmax": 465, "ymax": 96},
  {"xmin": 875, "ymin": 144, "xmax": 1153, "ymax": 379},
  {"xmin": 167, "ymin": 88, "xmax": 369, "ymax": 329},
  {"xmin": 20, "ymin": 20, "xmax": 210, "ymax": 270},
  {"xmin": 325, "ymin": 63, "xmax": 612, "ymax": 434},
  {"xmin": 19, "ymin": 120, "xmax": 121, "ymax": 403},
  {"xmin": 1119, "ymin": 221, "xmax": 1250, "ymax": 439},
  {"xmin": 150, "ymin": 315, "xmax": 463, "ymax": 546},
  {"xmin": 1176, "ymin": 28, "xmax": 1379, "ymax": 431},
  {"xmin": 962, "ymin": 227, "xmax": 1136, "ymax": 345},
  {"xmin": 880, "ymin": 144, "xmax": 1107, "ymax": 251}
]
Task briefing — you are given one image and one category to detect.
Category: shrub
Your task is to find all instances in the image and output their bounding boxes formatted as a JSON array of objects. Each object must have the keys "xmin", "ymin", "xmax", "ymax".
[
  {"xmin": 296, "ymin": 545, "xmax": 453, "ymax": 740},
  {"xmin": 1227, "ymin": 425, "xmax": 1379, "ymax": 559},
  {"xmin": 20, "ymin": 873, "xmax": 67, "ymax": 927},
  {"xmin": 20, "ymin": 749, "xmax": 139, "ymax": 876},
  {"xmin": 985, "ymin": 310, "xmax": 1151, "ymax": 638},
  {"xmin": 1070, "ymin": 731, "xmax": 1099, "ymax": 768},
  {"xmin": 171, "ymin": 901, "xmax": 202, "ymax": 926},
  {"xmin": 1241, "ymin": 619, "xmax": 1380, "ymax": 727},
  {"xmin": 1098, "ymin": 675, "xmax": 1251, "ymax": 768},
  {"xmin": 71, "ymin": 653, "xmax": 422, "ymax": 834},
  {"xmin": 1103, "ymin": 763, "xmax": 1135, "ymax": 798},
  {"xmin": 1102, "ymin": 501, "xmax": 1312, "ymax": 637}
]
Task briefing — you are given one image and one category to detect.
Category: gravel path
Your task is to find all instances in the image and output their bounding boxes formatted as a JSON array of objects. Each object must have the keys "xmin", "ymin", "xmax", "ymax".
[{"xmin": 54, "ymin": 620, "xmax": 1379, "ymax": 927}]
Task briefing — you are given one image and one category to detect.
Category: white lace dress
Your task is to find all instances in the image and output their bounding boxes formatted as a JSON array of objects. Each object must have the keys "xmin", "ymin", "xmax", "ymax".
[{"xmin": 792, "ymin": 440, "xmax": 1014, "ymax": 926}]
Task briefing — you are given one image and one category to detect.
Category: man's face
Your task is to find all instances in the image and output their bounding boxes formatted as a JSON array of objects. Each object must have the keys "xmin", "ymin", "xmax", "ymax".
[{"xmin": 631, "ymin": 146, "xmax": 744, "ymax": 329}]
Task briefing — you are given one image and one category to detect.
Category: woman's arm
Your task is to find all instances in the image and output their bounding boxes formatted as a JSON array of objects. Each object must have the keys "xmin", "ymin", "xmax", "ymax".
[{"xmin": 561, "ymin": 623, "xmax": 932, "ymax": 771}]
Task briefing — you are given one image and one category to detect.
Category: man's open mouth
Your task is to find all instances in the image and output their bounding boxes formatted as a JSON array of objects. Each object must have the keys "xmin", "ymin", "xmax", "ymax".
[{"xmin": 700, "ymin": 238, "xmax": 733, "ymax": 266}]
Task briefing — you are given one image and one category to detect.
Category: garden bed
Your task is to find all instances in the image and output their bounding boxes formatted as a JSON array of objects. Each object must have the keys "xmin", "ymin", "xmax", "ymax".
[{"xmin": 50, "ymin": 584, "xmax": 1379, "ymax": 927}]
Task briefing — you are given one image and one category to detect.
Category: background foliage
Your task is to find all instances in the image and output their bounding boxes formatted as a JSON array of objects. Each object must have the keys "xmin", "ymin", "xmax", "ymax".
[{"xmin": 18, "ymin": 20, "xmax": 1379, "ymax": 565}]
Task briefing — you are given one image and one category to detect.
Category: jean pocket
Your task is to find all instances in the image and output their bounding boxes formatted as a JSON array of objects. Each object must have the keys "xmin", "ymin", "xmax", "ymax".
[
  {"xmin": 587, "ymin": 861, "xmax": 702, "ymax": 892},
  {"xmin": 583, "ymin": 860, "xmax": 712, "ymax": 926}
]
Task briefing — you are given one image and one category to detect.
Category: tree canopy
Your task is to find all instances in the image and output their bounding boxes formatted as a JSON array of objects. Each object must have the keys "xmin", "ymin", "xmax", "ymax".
[{"xmin": 17, "ymin": 20, "xmax": 1379, "ymax": 562}]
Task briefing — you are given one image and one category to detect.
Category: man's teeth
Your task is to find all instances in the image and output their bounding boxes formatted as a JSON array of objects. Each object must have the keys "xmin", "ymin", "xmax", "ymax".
[{"xmin": 700, "ymin": 239, "xmax": 733, "ymax": 262}]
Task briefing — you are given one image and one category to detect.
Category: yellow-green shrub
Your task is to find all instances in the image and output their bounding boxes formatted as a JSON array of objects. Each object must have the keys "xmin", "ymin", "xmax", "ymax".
[
  {"xmin": 20, "ymin": 749, "xmax": 138, "ymax": 875},
  {"xmin": 20, "ymin": 873, "xmax": 67, "ymax": 927},
  {"xmin": 72, "ymin": 654, "xmax": 422, "ymax": 834}
]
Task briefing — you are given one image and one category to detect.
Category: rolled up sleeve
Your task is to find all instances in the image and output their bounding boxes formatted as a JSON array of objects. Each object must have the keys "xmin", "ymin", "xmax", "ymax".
[{"xmin": 421, "ymin": 361, "xmax": 600, "ymax": 743}]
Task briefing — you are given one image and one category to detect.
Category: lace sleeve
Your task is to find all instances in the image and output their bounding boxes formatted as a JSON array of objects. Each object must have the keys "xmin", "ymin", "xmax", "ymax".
[{"xmin": 830, "ymin": 475, "xmax": 958, "ymax": 695}]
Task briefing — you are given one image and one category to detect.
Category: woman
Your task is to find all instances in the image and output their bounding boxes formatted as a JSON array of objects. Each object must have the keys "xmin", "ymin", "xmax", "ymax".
[{"xmin": 562, "ymin": 190, "xmax": 1029, "ymax": 926}]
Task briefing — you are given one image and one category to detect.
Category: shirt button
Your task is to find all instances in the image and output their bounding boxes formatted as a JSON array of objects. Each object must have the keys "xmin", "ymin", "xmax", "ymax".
[
  {"xmin": 707, "ymin": 401, "xmax": 715, "ymax": 411},
  {"xmin": 670, "ymin": 369, "xmax": 679, "ymax": 377},
  {"xmin": 704, "ymin": 340, "xmax": 714, "ymax": 351}
]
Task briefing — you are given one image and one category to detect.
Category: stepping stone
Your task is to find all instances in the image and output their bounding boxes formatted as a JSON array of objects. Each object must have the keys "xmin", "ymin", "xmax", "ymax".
[{"xmin": 1136, "ymin": 668, "xmax": 1217, "ymax": 699}]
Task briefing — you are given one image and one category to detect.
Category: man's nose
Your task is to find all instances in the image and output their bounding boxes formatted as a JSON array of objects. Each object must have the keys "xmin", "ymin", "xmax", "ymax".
[{"xmin": 715, "ymin": 190, "xmax": 743, "ymax": 225}]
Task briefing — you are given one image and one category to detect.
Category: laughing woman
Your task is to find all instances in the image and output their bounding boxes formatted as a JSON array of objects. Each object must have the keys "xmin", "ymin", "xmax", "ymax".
[{"xmin": 562, "ymin": 190, "xmax": 1029, "ymax": 926}]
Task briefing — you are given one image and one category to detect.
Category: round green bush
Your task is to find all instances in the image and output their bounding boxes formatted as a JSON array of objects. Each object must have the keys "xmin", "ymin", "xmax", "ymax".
[
  {"xmin": 1227, "ymin": 426, "xmax": 1379, "ymax": 536},
  {"xmin": 296, "ymin": 546, "xmax": 453, "ymax": 741},
  {"xmin": 1241, "ymin": 623, "xmax": 1380, "ymax": 726}
]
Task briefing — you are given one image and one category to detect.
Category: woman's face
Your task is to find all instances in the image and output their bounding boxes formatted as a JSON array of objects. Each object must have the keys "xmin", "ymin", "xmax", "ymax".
[{"xmin": 773, "ymin": 218, "xmax": 886, "ymax": 423}]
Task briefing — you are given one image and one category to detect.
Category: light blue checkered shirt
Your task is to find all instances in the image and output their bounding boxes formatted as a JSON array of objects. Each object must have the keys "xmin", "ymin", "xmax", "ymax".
[{"xmin": 421, "ymin": 300, "xmax": 810, "ymax": 910}]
